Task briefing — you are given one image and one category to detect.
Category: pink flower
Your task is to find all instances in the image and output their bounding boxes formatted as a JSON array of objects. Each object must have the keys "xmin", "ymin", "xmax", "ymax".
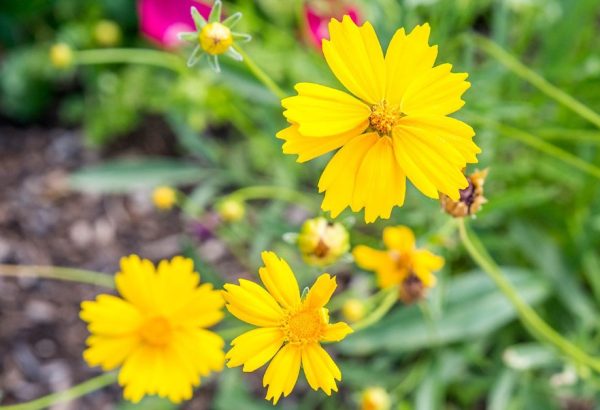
[
  {"xmin": 304, "ymin": 3, "xmax": 361, "ymax": 49},
  {"xmin": 137, "ymin": 0, "xmax": 211, "ymax": 48}
]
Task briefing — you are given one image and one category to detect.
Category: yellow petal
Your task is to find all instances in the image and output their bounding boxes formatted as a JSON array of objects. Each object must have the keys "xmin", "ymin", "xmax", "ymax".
[
  {"xmin": 263, "ymin": 344, "xmax": 302, "ymax": 405},
  {"xmin": 226, "ymin": 327, "xmax": 284, "ymax": 372},
  {"xmin": 352, "ymin": 136, "xmax": 406, "ymax": 223},
  {"xmin": 399, "ymin": 115, "xmax": 480, "ymax": 163},
  {"xmin": 376, "ymin": 265, "xmax": 406, "ymax": 288},
  {"xmin": 301, "ymin": 343, "xmax": 341, "ymax": 395},
  {"xmin": 383, "ymin": 226, "xmax": 416, "ymax": 253},
  {"xmin": 305, "ymin": 274, "xmax": 337, "ymax": 309},
  {"xmin": 115, "ymin": 254, "xmax": 156, "ymax": 311},
  {"xmin": 173, "ymin": 327, "xmax": 225, "ymax": 377},
  {"xmin": 413, "ymin": 249, "xmax": 444, "ymax": 287},
  {"xmin": 258, "ymin": 251, "xmax": 301, "ymax": 310},
  {"xmin": 170, "ymin": 283, "xmax": 225, "ymax": 329},
  {"xmin": 323, "ymin": 16, "xmax": 386, "ymax": 104},
  {"xmin": 318, "ymin": 132, "xmax": 379, "ymax": 218},
  {"xmin": 154, "ymin": 256, "xmax": 198, "ymax": 313},
  {"xmin": 276, "ymin": 124, "xmax": 361, "ymax": 163},
  {"xmin": 223, "ymin": 280, "xmax": 285, "ymax": 327},
  {"xmin": 322, "ymin": 322, "xmax": 353, "ymax": 342},
  {"xmin": 282, "ymin": 83, "xmax": 370, "ymax": 137},
  {"xmin": 83, "ymin": 334, "xmax": 139, "ymax": 371},
  {"xmin": 393, "ymin": 119, "xmax": 469, "ymax": 200},
  {"xmin": 352, "ymin": 245, "xmax": 388, "ymax": 271},
  {"xmin": 401, "ymin": 63, "xmax": 470, "ymax": 117},
  {"xmin": 119, "ymin": 345, "xmax": 155, "ymax": 403},
  {"xmin": 80, "ymin": 294, "xmax": 142, "ymax": 335},
  {"xmin": 385, "ymin": 24, "xmax": 438, "ymax": 106}
]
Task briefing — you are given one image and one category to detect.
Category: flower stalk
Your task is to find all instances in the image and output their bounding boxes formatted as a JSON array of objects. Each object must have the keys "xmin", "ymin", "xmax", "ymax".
[
  {"xmin": 233, "ymin": 45, "xmax": 287, "ymax": 100},
  {"xmin": 0, "ymin": 373, "xmax": 117, "ymax": 410},
  {"xmin": 75, "ymin": 48, "xmax": 187, "ymax": 74},
  {"xmin": 457, "ymin": 218, "xmax": 600, "ymax": 373},
  {"xmin": 0, "ymin": 264, "xmax": 114, "ymax": 289}
]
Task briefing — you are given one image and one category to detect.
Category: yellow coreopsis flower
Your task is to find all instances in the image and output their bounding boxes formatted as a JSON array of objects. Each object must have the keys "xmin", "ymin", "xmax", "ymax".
[
  {"xmin": 352, "ymin": 226, "xmax": 444, "ymax": 302},
  {"xmin": 80, "ymin": 255, "xmax": 225, "ymax": 403},
  {"xmin": 223, "ymin": 251, "xmax": 353, "ymax": 404},
  {"xmin": 277, "ymin": 17, "xmax": 480, "ymax": 223}
]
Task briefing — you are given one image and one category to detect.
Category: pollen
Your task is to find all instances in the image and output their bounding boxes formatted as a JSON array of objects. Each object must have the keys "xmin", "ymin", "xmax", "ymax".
[
  {"xmin": 139, "ymin": 316, "xmax": 172, "ymax": 346},
  {"xmin": 369, "ymin": 101, "xmax": 404, "ymax": 136},
  {"xmin": 199, "ymin": 22, "xmax": 233, "ymax": 55},
  {"xmin": 283, "ymin": 308, "xmax": 326, "ymax": 344}
]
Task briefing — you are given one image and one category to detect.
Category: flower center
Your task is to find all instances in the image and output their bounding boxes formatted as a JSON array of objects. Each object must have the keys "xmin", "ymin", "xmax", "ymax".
[
  {"xmin": 199, "ymin": 22, "xmax": 233, "ymax": 55},
  {"xmin": 390, "ymin": 250, "xmax": 413, "ymax": 272},
  {"xmin": 139, "ymin": 316, "xmax": 172, "ymax": 346},
  {"xmin": 283, "ymin": 308, "xmax": 326, "ymax": 344},
  {"xmin": 369, "ymin": 101, "xmax": 404, "ymax": 136}
]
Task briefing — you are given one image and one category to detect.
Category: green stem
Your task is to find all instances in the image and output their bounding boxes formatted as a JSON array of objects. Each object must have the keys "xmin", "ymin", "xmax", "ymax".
[
  {"xmin": 0, "ymin": 264, "xmax": 114, "ymax": 289},
  {"xmin": 473, "ymin": 34, "xmax": 600, "ymax": 129},
  {"xmin": 233, "ymin": 45, "xmax": 287, "ymax": 100},
  {"xmin": 467, "ymin": 113, "xmax": 600, "ymax": 180},
  {"xmin": 457, "ymin": 218, "xmax": 600, "ymax": 372},
  {"xmin": 0, "ymin": 373, "xmax": 117, "ymax": 410},
  {"xmin": 352, "ymin": 286, "xmax": 399, "ymax": 332},
  {"xmin": 225, "ymin": 185, "xmax": 319, "ymax": 211},
  {"xmin": 75, "ymin": 48, "xmax": 187, "ymax": 74}
]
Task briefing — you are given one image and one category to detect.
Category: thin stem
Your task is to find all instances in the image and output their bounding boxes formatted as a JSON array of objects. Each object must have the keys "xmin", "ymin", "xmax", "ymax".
[
  {"xmin": 0, "ymin": 373, "xmax": 117, "ymax": 410},
  {"xmin": 352, "ymin": 285, "xmax": 399, "ymax": 332},
  {"xmin": 457, "ymin": 218, "xmax": 600, "ymax": 372},
  {"xmin": 75, "ymin": 48, "xmax": 187, "ymax": 74},
  {"xmin": 473, "ymin": 34, "xmax": 600, "ymax": 129},
  {"xmin": 233, "ymin": 45, "xmax": 287, "ymax": 100},
  {"xmin": 225, "ymin": 185, "xmax": 319, "ymax": 211},
  {"xmin": 467, "ymin": 113, "xmax": 600, "ymax": 181},
  {"xmin": 0, "ymin": 264, "xmax": 114, "ymax": 289}
]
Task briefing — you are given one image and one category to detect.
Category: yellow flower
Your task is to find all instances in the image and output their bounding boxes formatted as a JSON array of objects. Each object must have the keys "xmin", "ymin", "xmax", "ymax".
[
  {"xmin": 179, "ymin": 0, "xmax": 252, "ymax": 72},
  {"xmin": 94, "ymin": 20, "xmax": 121, "ymax": 47},
  {"xmin": 361, "ymin": 386, "xmax": 391, "ymax": 410},
  {"xmin": 152, "ymin": 186, "xmax": 177, "ymax": 210},
  {"xmin": 341, "ymin": 298, "xmax": 365, "ymax": 322},
  {"xmin": 80, "ymin": 255, "xmax": 225, "ymax": 403},
  {"xmin": 352, "ymin": 226, "xmax": 444, "ymax": 297},
  {"xmin": 50, "ymin": 43, "xmax": 74, "ymax": 69},
  {"xmin": 297, "ymin": 217, "xmax": 350, "ymax": 266},
  {"xmin": 223, "ymin": 251, "xmax": 353, "ymax": 404},
  {"xmin": 217, "ymin": 198, "xmax": 245, "ymax": 222},
  {"xmin": 277, "ymin": 17, "xmax": 480, "ymax": 223}
]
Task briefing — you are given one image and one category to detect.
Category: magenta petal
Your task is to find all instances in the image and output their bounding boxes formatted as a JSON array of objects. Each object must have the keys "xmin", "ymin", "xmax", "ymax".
[
  {"xmin": 137, "ymin": 0, "xmax": 212, "ymax": 48},
  {"xmin": 304, "ymin": 4, "xmax": 363, "ymax": 49}
]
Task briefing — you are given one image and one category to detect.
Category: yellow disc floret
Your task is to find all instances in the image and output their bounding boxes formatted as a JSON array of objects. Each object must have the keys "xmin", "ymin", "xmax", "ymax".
[
  {"xmin": 139, "ymin": 316, "xmax": 172, "ymax": 346},
  {"xmin": 369, "ymin": 101, "xmax": 403, "ymax": 136},
  {"xmin": 199, "ymin": 22, "xmax": 233, "ymax": 55},
  {"xmin": 283, "ymin": 308, "xmax": 327, "ymax": 344}
]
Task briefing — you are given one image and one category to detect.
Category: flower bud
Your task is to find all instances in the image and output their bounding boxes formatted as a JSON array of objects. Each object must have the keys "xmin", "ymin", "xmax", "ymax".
[
  {"xmin": 297, "ymin": 217, "xmax": 349, "ymax": 266},
  {"xmin": 199, "ymin": 22, "xmax": 233, "ymax": 55},
  {"xmin": 50, "ymin": 43, "xmax": 74, "ymax": 69},
  {"xmin": 94, "ymin": 20, "xmax": 122, "ymax": 47},
  {"xmin": 152, "ymin": 186, "xmax": 177, "ymax": 210},
  {"xmin": 217, "ymin": 199, "xmax": 245, "ymax": 222},
  {"xmin": 342, "ymin": 298, "xmax": 365, "ymax": 323},
  {"xmin": 361, "ymin": 387, "xmax": 391, "ymax": 410},
  {"xmin": 441, "ymin": 168, "xmax": 489, "ymax": 217}
]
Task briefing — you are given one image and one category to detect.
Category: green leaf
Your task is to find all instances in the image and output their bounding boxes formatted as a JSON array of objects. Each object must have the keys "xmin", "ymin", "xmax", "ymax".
[
  {"xmin": 70, "ymin": 158, "xmax": 207, "ymax": 193},
  {"xmin": 339, "ymin": 268, "xmax": 550, "ymax": 355},
  {"xmin": 116, "ymin": 396, "xmax": 177, "ymax": 410},
  {"xmin": 213, "ymin": 368, "xmax": 273, "ymax": 410}
]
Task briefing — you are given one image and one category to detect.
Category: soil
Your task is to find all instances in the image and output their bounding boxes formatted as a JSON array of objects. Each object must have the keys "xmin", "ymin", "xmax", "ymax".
[{"xmin": 0, "ymin": 120, "xmax": 223, "ymax": 409}]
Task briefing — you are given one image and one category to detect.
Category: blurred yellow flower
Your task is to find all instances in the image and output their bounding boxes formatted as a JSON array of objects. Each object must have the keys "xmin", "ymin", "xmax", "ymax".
[
  {"xmin": 361, "ymin": 386, "xmax": 391, "ymax": 410},
  {"xmin": 353, "ymin": 226, "xmax": 443, "ymax": 301},
  {"xmin": 152, "ymin": 186, "xmax": 177, "ymax": 210},
  {"xmin": 200, "ymin": 22, "xmax": 233, "ymax": 55},
  {"xmin": 223, "ymin": 251, "xmax": 353, "ymax": 404},
  {"xmin": 217, "ymin": 198, "xmax": 245, "ymax": 222},
  {"xmin": 94, "ymin": 19, "xmax": 122, "ymax": 46},
  {"xmin": 80, "ymin": 255, "xmax": 225, "ymax": 403},
  {"xmin": 278, "ymin": 17, "xmax": 480, "ymax": 223},
  {"xmin": 50, "ymin": 43, "xmax": 74, "ymax": 69},
  {"xmin": 297, "ymin": 217, "xmax": 349, "ymax": 266},
  {"xmin": 341, "ymin": 298, "xmax": 365, "ymax": 323}
]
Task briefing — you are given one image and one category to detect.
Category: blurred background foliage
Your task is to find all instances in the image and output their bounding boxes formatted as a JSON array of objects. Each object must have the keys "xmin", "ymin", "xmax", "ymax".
[{"xmin": 1, "ymin": 0, "xmax": 600, "ymax": 409}]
